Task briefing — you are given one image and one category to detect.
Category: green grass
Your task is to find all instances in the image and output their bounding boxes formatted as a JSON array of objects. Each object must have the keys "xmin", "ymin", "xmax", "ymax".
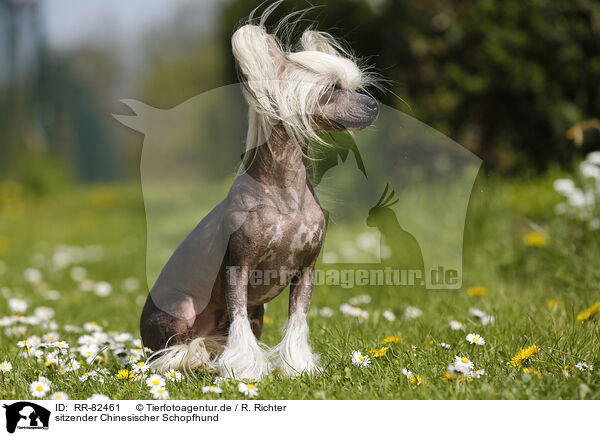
[{"xmin": 0, "ymin": 173, "xmax": 598, "ymax": 400}]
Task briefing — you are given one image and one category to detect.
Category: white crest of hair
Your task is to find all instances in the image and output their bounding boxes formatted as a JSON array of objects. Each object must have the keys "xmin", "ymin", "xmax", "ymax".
[
  {"xmin": 231, "ymin": 5, "xmax": 374, "ymax": 172},
  {"xmin": 146, "ymin": 337, "xmax": 222, "ymax": 374},
  {"xmin": 272, "ymin": 313, "xmax": 321, "ymax": 376},
  {"xmin": 217, "ymin": 317, "xmax": 271, "ymax": 380}
]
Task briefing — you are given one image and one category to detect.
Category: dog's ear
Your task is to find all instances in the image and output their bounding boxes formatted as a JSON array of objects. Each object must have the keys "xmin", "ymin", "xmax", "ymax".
[
  {"xmin": 300, "ymin": 30, "xmax": 341, "ymax": 56},
  {"xmin": 232, "ymin": 24, "xmax": 285, "ymax": 82}
]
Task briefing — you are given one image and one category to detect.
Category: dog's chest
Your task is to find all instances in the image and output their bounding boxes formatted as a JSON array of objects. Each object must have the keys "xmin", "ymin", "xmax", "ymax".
[{"xmin": 259, "ymin": 209, "xmax": 324, "ymax": 267}]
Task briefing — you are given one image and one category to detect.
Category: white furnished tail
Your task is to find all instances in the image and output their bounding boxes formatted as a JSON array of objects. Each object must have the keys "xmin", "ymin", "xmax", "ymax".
[{"xmin": 147, "ymin": 337, "xmax": 224, "ymax": 374}]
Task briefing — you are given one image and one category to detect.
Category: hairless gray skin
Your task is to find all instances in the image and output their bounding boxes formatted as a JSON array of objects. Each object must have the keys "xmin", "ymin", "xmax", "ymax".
[{"xmin": 140, "ymin": 87, "xmax": 379, "ymax": 357}]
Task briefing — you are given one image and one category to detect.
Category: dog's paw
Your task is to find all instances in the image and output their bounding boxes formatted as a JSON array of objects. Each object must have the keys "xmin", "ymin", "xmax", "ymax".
[
  {"xmin": 217, "ymin": 317, "xmax": 271, "ymax": 381},
  {"xmin": 217, "ymin": 345, "xmax": 271, "ymax": 381},
  {"xmin": 274, "ymin": 351, "xmax": 322, "ymax": 377}
]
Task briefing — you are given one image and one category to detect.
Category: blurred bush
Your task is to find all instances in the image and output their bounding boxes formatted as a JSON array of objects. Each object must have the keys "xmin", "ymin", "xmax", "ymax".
[{"xmin": 221, "ymin": 0, "xmax": 600, "ymax": 172}]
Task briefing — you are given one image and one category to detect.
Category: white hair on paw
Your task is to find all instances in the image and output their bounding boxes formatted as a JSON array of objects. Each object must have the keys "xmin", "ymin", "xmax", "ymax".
[
  {"xmin": 147, "ymin": 337, "xmax": 223, "ymax": 374},
  {"xmin": 272, "ymin": 313, "xmax": 321, "ymax": 376},
  {"xmin": 217, "ymin": 317, "xmax": 271, "ymax": 381}
]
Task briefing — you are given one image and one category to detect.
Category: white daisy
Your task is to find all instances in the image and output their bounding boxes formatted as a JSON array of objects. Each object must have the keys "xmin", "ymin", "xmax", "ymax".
[
  {"xmin": 213, "ymin": 376, "xmax": 229, "ymax": 386},
  {"xmin": 79, "ymin": 280, "xmax": 95, "ymax": 292},
  {"xmin": 8, "ymin": 298, "xmax": 28, "ymax": 314},
  {"xmin": 466, "ymin": 333, "xmax": 485, "ymax": 345},
  {"xmin": 51, "ymin": 341, "xmax": 69, "ymax": 350},
  {"xmin": 64, "ymin": 325, "xmax": 81, "ymax": 333},
  {"xmin": 43, "ymin": 290, "xmax": 60, "ymax": 301},
  {"xmin": 87, "ymin": 394, "xmax": 110, "ymax": 400},
  {"xmin": 481, "ymin": 315, "xmax": 495, "ymax": 326},
  {"xmin": 468, "ymin": 307, "xmax": 486, "ymax": 318},
  {"xmin": 340, "ymin": 303, "xmax": 361, "ymax": 317},
  {"xmin": 93, "ymin": 281, "xmax": 112, "ymax": 297},
  {"xmin": 79, "ymin": 370, "xmax": 98, "ymax": 382},
  {"xmin": 131, "ymin": 361, "xmax": 150, "ymax": 374},
  {"xmin": 575, "ymin": 361, "xmax": 593, "ymax": 371},
  {"xmin": 357, "ymin": 309, "xmax": 370, "ymax": 323},
  {"xmin": 454, "ymin": 355, "xmax": 474, "ymax": 374},
  {"xmin": 113, "ymin": 332, "xmax": 133, "ymax": 343},
  {"xmin": 24, "ymin": 268, "xmax": 42, "ymax": 284},
  {"xmin": 404, "ymin": 306, "xmax": 423, "ymax": 319},
  {"xmin": 83, "ymin": 321, "xmax": 102, "ymax": 332},
  {"xmin": 92, "ymin": 332, "xmax": 109, "ymax": 343},
  {"xmin": 351, "ymin": 350, "xmax": 370, "ymax": 367},
  {"xmin": 17, "ymin": 339, "xmax": 36, "ymax": 349},
  {"xmin": 449, "ymin": 320, "xmax": 465, "ymax": 330},
  {"xmin": 401, "ymin": 368, "xmax": 414, "ymax": 378},
  {"xmin": 238, "ymin": 382, "xmax": 258, "ymax": 398},
  {"xmin": 29, "ymin": 379, "xmax": 50, "ymax": 398},
  {"xmin": 34, "ymin": 307, "xmax": 55, "ymax": 321},
  {"xmin": 471, "ymin": 368, "xmax": 486, "ymax": 378},
  {"xmin": 129, "ymin": 347, "xmax": 146, "ymax": 359},
  {"xmin": 349, "ymin": 295, "xmax": 371, "ymax": 305},
  {"xmin": 439, "ymin": 342, "xmax": 451, "ymax": 349},
  {"xmin": 146, "ymin": 374, "xmax": 166, "ymax": 388},
  {"xmin": 587, "ymin": 151, "xmax": 600, "ymax": 165},
  {"xmin": 164, "ymin": 369, "xmax": 183, "ymax": 382},
  {"xmin": 0, "ymin": 361, "xmax": 12, "ymax": 372},
  {"xmin": 319, "ymin": 307, "xmax": 334, "ymax": 317},
  {"xmin": 202, "ymin": 385, "xmax": 222, "ymax": 394},
  {"xmin": 60, "ymin": 358, "xmax": 81, "ymax": 373},
  {"xmin": 151, "ymin": 386, "xmax": 169, "ymax": 399},
  {"xmin": 42, "ymin": 332, "xmax": 60, "ymax": 342},
  {"xmin": 50, "ymin": 392, "xmax": 69, "ymax": 400},
  {"xmin": 78, "ymin": 335, "xmax": 97, "ymax": 345},
  {"xmin": 382, "ymin": 310, "xmax": 396, "ymax": 322},
  {"xmin": 70, "ymin": 266, "xmax": 88, "ymax": 282},
  {"xmin": 6, "ymin": 325, "xmax": 27, "ymax": 336},
  {"xmin": 79, "ymin": 343, "xmax": 99, "ymax": 358},
  {"xmin": 122, "ymin": 277, "xmax": 140, "ymax": 292}
]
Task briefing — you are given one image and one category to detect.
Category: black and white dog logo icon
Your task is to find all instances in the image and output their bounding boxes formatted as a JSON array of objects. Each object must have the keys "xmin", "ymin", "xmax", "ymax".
[{"xmin": 3, "ymin": 402, "xmax": 51, "ymax": 433}]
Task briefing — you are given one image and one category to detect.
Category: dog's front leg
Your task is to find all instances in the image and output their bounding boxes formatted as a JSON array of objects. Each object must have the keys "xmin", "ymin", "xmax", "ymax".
[
  {"xmin": 273, "ymin": 263, "xmax": 322, "ymax": 376},
  {"xmin": 217, "ymin": 264, "xmax": 270, "ymax": 381}
]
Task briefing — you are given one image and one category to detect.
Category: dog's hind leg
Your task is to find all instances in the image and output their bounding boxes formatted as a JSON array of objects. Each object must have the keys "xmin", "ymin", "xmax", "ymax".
[
  {"xmin": 141, "ymin": 295, "xmax": 223, "ymax": 374},
  {"xmin": 272, "ymin": 263, "xmax": 321, "ymax": 376},
  {"xmin": 217, "ymin": 265, "xmax": 271, "ymax": 381}
]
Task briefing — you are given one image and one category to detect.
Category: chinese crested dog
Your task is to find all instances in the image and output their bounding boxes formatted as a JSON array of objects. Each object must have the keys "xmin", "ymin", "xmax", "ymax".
[{"xmin": 140, "ymin": 4, "xmax": 379, "ymax": 381}]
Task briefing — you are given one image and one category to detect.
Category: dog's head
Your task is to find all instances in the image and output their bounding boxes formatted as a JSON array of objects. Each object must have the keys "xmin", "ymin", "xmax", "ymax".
[{"xmin": 232, "ymin": 22, "xmax": 379, "ymax": 146}]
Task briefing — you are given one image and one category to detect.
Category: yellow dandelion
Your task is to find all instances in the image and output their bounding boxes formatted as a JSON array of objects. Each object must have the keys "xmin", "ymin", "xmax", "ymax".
[
  {"xmin": 382, "ymin": 336, "xmax": 399, "ymax": 344},
  {"xmin": 507, "ymin": 345, "xmax": 539, "ymax": 368},
  {"xmin": 116, "ymin": 369, "xmax": 135, "ymax": 381},
  {"xmin": 576, "ymin": 302, "xmax": 600, "ymax": 324},
  {"xmin": 547, "ymin": 299, "xmax": 557, "ymax": 310},
  {"xmin": 441, "ymin": 372, "xmax": 454, "ymax": 382},
  {"xmin": 408, "ymin": 375, "xmax": 424, "ymax": 385},
  {"xmin": 523, "ymin": 231, "xmax": 547, "ymax": 247},
  {"xmin": 467, "ymin": 286, "xmax": 488, "ymax": 297},
  {"xmin": 369, "ymin": 347, "xmax": 388, "ymax": 358}
]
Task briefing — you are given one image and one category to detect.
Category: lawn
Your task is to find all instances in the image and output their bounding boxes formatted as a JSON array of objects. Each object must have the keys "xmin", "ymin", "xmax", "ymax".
[{"xmin": 0, "ymin": 172, "xmax": 598, "ymax": 400}]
